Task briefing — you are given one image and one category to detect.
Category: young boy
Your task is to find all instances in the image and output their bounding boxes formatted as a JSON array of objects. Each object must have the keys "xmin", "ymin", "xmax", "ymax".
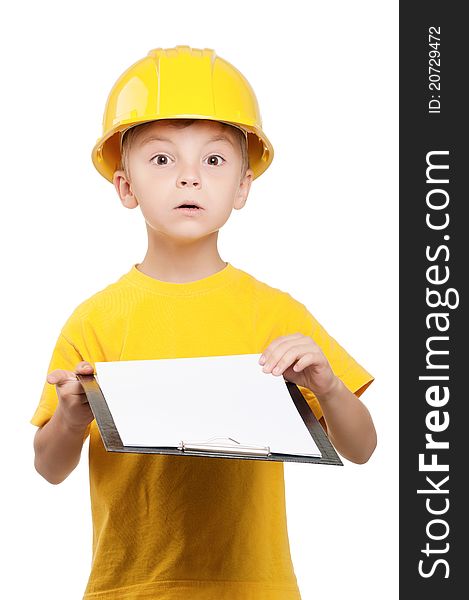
[{"xmin": 31, "ymin": 45, "xmax": 376, "ymax": 600}]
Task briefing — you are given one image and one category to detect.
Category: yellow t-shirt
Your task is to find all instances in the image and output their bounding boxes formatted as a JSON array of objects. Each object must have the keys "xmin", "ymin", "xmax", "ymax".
[{"xmin": 30, "ymin": 262, "xmax": 374, "ymax": 600}]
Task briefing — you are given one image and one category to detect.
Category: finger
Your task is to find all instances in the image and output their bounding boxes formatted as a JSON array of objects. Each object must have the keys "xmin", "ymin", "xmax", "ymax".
[
  {"xmin": 259, "ymin": 333, "xmax": 304, "ymax": 365},
  {"xmin": 261, "ymin": 337, "xmax": 311, "ymax": 372},
  {"xmin": 47, "ymin": 369, "xmax": 77, "ymax": 385},
  {"xmin": 267, "ymin": 344, "xmax": 315, "ymax": 376},
  {"xmin": 292, "ymin": 352, "xmax": 317, "ymax": 372},
  {"xmin": 48, "ymin": 374, "xmax": 90, "ymax": 401}
]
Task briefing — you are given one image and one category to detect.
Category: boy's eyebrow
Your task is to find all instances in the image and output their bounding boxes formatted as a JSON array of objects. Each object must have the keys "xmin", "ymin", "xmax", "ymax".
[{"xmin": 138, "ymin": 134, "xmax": 235, "ymax": 148}]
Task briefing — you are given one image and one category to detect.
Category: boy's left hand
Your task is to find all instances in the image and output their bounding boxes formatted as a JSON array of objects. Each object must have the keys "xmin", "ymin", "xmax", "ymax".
[{"xmin": 259, "ymin": 333, "xmax": 338, "ymax": 398}]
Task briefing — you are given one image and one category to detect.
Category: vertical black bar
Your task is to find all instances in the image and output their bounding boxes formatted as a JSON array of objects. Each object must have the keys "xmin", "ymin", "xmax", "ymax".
[{"xmin": 400, "ymin": 3, "xmax": 465, "ymax": 597}]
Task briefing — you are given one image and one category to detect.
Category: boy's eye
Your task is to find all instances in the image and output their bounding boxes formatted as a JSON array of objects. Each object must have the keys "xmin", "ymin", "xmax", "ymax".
[
  {"xmin": 151, "ymin": 154, "xmax": 171, "ymax": 166},
  {"xmin": 150, "ymin": 154, "xmax": 225, "ymax": 166},
  {"xmin": 205, "ymin": 155, "xmax": 225, "ymax": 166}
]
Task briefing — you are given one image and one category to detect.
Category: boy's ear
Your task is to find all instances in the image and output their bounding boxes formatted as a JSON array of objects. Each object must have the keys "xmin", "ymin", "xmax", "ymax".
[
  {"xmin": 234, "ymin": 167, "xmax": 254, "ymax": 210},
  {"xmin": 113, "ymin": 170, "xmax": 139, "ymax": 209}
]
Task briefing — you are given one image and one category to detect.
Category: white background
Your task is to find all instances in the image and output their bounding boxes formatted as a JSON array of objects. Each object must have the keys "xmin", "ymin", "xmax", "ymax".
[{"xmin": 1, "ymin": 1, "xmax": 398, "ymax": 598}]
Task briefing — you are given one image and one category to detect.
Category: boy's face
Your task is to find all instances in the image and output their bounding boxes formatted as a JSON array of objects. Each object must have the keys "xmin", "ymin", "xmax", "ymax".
[{"xmin": 113, "ymin": 120, "xmax": 254, "ymax": 243}]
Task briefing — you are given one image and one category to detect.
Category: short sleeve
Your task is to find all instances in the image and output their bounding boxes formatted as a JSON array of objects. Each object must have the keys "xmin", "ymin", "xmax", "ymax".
[
  {"xmin": 30, "ymin": 313, "xmax": 92, "ymax": 442},
  {"xmin": 290, "ymin": 304, "xmax": 375, "ymax": 421}
]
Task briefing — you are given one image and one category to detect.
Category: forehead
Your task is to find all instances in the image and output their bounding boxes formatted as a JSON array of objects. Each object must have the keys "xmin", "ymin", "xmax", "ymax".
[{"xmin": 133, "ymin": 119, "xmax": 237, "ymax": 147}]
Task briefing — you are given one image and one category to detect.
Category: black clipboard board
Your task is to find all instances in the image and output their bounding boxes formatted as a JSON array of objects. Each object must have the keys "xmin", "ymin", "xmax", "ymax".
[{"xmin": 77, "ymin": 374, "xmax": 343, "ymax": 466}]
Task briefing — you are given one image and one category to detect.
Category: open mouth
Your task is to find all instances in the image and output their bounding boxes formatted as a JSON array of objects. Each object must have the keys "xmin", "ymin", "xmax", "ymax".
[{"xmin": 175, "ymin": 204, "xmax": 204, "ymax": 211}]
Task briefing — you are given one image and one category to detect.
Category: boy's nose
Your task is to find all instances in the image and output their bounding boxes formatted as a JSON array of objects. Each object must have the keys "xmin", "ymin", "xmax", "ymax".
[{"xmin": 177, "ymin": 175, "xmax": 201, "ymax": 188}]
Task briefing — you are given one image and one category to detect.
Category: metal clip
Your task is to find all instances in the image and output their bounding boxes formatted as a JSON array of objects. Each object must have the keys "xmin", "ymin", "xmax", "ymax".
[{"xmin": 178, "ymin": 436, "xmax": 271, "ymax": 456}]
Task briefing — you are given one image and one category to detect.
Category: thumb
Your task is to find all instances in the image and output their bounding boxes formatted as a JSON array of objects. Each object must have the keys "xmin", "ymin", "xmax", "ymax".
[{"xmin": 76, "ymin": 361, "xmax": 94, "ymax": 373}]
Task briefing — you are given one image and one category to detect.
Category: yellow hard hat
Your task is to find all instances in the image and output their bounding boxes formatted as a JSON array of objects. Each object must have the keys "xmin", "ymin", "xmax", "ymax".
[{"xmin": 91, "ymin": 45, "xmax": 274, "ymax": 183}]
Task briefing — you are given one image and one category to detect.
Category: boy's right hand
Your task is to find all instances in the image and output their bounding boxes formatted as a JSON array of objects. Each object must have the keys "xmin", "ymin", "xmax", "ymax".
[{"xmin": 47, "ymin": 361, "xmax": 95, "ymax": 431}]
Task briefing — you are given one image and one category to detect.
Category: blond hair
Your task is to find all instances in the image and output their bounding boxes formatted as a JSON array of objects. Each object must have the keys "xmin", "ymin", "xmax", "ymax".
[{"xmin": 119, "ymin": 119, "xmax": 250, "ymax": 182}]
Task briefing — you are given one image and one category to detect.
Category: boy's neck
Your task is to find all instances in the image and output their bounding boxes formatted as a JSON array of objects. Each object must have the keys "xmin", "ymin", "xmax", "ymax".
[
  {"xmin": 136, "ymin": 255, "xmax": 228, "ymax": 284},
  {"xmin": 137, "ymin": 228, "xmax": 228, "ymax": 283}
]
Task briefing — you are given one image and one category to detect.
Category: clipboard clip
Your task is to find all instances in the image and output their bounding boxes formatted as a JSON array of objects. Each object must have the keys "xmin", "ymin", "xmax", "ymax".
[{"xmin": 178, "ymin": 436, "xmax": 271, "ymax": 456}]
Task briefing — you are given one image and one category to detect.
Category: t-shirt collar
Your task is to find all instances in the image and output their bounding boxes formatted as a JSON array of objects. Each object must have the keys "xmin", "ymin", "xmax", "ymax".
[{"xmin": 123, "ymin": 261, "xmax": 238, "ymax": 296}]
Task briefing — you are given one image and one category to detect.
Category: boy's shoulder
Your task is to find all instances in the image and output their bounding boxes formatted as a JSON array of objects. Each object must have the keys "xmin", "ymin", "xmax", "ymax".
[
  {"xmin": 60, "ymin": 269, "xmax": 135, "ymax": 329},
  {"xmin": 236, "ymin": 266, "xmax": 312, "ymax": 320}
]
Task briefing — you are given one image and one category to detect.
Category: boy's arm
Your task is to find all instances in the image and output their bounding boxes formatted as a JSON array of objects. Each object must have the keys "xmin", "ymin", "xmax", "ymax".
[
  {"xmin": 33, "ymin": 360, "xmax": 95, "ymax": 484},
  {"xmin": 260, "ymin": 332, "xmax": 376, "ymax": 464},
  {"xmin": 33, "ymin": 406, "xmax": 88, "ymax": 485},
  {"xmin": 315, "ymin": 377, "xmax": 377, "ymax": 464}
]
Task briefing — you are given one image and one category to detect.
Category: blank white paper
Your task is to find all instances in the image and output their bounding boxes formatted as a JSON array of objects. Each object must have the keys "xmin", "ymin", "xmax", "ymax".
[{"xmin": 94, "ymin": 354, "xmax": 322, "ymax": 457}]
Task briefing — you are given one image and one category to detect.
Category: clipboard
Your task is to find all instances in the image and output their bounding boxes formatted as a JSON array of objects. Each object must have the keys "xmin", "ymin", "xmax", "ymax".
[{"xmin": 77, "ymin": 372, "xmax": 343, "ymax": 467}]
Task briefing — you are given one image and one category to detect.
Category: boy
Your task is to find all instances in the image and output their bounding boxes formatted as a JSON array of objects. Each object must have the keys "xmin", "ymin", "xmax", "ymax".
[{"xmin": 31, "ymin": 46, "xmax": 376, "ymax": 600}]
